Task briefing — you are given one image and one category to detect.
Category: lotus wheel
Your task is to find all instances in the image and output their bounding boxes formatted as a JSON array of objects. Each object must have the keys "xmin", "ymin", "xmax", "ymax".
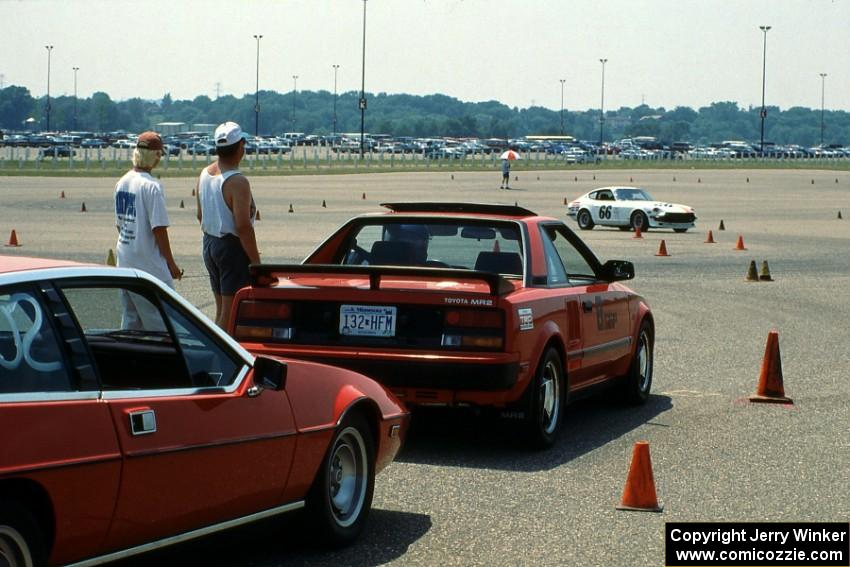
[
  {"xmin": 631, "ymin": 211, "xmax": 649, "ymax": 232},
  {"xmin": 307, "ymin": 412, "xmax": 375, "ymax": 547},
  {"xmin": 619, "ymin": 321, "xmax": 654, "ymax": 405},
  {"xmin": 0, "ymin": 500, "xmax": 47, "ymax": 567},
  {"xmin": 524, "ymin": 348, "xmax": 564, "ymax": 449},
  {"xmin": 577, "ymin": 209, "xmax": 595, "ymax": 230}
]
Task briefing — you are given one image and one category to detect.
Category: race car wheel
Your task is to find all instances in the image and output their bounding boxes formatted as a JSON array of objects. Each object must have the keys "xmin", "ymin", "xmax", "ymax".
[
  {"xmin": 618, "ymin": 321, "xmax": 654, "ymax": 405},
  {"xmin": 0, "ymin": 498, "xmax": 47, "ymax": 567},
  {"xmin": 630, "ymin": 211, "xmax": 649, "ymax": 232},
  {"xmin": 577, "ymin": 209, "xmax": 595, "ymax": 230},
  {"xmin": 307, "ymin": 411, "xmax": 375, "ymax": 548},
  {"xmin": 524, "ymin": 348, "xmax": 565, "ymax": 449},
  {"xmin": 673, "ymin": 228, "xmax": 688, "ymax": 233}
]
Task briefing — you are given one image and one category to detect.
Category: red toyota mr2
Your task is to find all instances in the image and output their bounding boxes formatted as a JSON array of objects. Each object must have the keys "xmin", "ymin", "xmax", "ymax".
[
  {"xmin": 230, "ymin": 203, "xmax": 654, "ymax": 449},
  {"xmin": 0, "ymin": 255, "xmax": 407, "ymax": 566}
]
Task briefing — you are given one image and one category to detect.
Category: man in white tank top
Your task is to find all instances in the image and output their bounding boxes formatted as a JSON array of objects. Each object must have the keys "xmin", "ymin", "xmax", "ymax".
[{"xmin": 196, "ymin": 122, "xmax": 261, "ymax": 329}]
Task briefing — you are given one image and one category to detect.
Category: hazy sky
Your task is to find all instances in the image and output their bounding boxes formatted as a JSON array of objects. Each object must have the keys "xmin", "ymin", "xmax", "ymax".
[{"xmin": 3, "ymin": 0, "xmax": 849, "ymax": 112}]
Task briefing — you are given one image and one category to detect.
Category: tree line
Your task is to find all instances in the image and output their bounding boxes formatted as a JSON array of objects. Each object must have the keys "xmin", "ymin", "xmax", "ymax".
[{"xmin": 1, "ymin": 84, "xmax": 848, "ymax": 146}]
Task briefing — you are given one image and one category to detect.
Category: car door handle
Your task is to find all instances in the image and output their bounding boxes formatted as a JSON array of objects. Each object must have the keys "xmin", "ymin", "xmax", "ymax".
[
  {"xmin": 128, "ymin": 409, "xmax": 157, "ymax": 436},
  {"xmin": 582, "ymin": 300, "xmax": 593, "ymax": 313}
]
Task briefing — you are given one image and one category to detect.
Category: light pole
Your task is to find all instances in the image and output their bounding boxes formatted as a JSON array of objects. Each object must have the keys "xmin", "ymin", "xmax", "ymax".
[
  {"xmin": 599, "ymin": 58, "xmax": 607, "ymax": 147},
  {"xmin": 332, "ymin": 64, "xmax": 340, "ymax": 137},
  {"xmin": 819, "ymin": 73, "xmax": 827, "ymax": 146},
  {"xmin": 45, "ymin": 45, "xmax": 54, "ymax": 131},
  {"xmin": 759, "ymin": 25, "xmax": 771, "ymax": 154},
  {"xmin": 359, "ymin": 0, "xmax": 367, "ymax": 156},
  {"xmin": 72, "ymin": 66, "xmax": 79, "ymax": 131},
  {"xmin": 253, "ymin": 34, "xmax": 262, "ymax": 137},
  {"xmin": 291, "ymin": 75, "xmax": 298, "ymax": 131},
  {"xmin": 559, "ymin": 79, "xmax": 565, "ymax": 136}
]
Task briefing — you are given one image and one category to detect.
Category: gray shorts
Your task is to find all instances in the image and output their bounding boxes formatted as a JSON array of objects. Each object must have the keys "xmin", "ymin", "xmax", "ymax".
[{"xmin": 202, "ymin": 233, "xmax": 251, "ymax": 296}]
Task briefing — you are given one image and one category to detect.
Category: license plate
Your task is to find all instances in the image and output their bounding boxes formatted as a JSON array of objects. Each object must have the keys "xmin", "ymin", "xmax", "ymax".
[{"xmin": 339, "ymin": 305, "xmax": 397, "ymax": 337}]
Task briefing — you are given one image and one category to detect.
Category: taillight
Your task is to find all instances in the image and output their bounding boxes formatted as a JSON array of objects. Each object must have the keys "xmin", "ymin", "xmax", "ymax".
[
  {"xmin": 235, "ymin": 300, "xmax": 293, "ymax": 341},
  {"xmin": 441, "ymin": 309, "xmax": 504, "ymax": 350}
]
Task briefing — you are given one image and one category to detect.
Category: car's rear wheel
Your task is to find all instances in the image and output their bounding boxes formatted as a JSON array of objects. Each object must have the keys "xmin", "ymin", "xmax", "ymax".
[
  {"xmin": 577, "ymin": 209, "xmax": 595, "ymax": 230},
  {"xmin": 0, "ymin": 499, "xmax": 47, "ymax": 567},
  {"xmin": 673, "ymin": 228, "xmax": 688, "ymax": 233},
  {"xmin": 307, "ymin": 411, "xmax": 375, "ymax": 548},
  {"xmin": 617, "ymin": 321, "xmax": 654, "ymax": 405},
  {"xmin": 524, "ymin": 348, "xmax": 565, "ymax": 449},
  {"xmin": 630, "ymin": 211, "xmax": 649, "ymax": 232}
]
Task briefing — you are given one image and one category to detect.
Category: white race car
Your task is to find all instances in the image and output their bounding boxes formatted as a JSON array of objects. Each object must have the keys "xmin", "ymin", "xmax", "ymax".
[{"xmin": 567, "ymin": 186, "xmax": 697, "ymax": 232}]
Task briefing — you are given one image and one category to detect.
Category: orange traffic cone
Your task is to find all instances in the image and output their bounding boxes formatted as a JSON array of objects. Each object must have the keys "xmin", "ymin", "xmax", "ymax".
[
  {"xmin": 749, "ymin": 331, "xmax": 793, "ymax": 404},
  {"xmin": 616, "ymin": 441, "xmax": 663, "ymax": 512},
  {"xmin": 256, "ymin": 209, "xmax": 262, "ymax": 220},
  {"xmin": 492, "ymin": 240, "xmax": 501, "ymax": 253},
  {"xmin": 718, "ymin": 220, "xmax": 726, "ymax": 231},
  {"xmin": 60, "ymin": 190, "xmax": 66, "ymax": 199},
  {"xmin": 5, "ymin": 230, "xmax": 21, "ymax": 247},
  {"xmin": 362, "ymin": 192, "xmax": 366, "ymax": 200},
  {"xmin": 632, "ymin": 225, "xmax": 643, "ymax": 239},
  {"xmin": 80, "ymin": 202, "xmax": 87, "ymax": 213},
  {"xmin": 655, "ymin": 240, "xmax": 669, "ymax": 256},
  {"xmin": 759, "ymin": 260, "xmax": 773, "ymax": 281},
  {"xmin": 563, "ymin": 197, "xmax": 568, "ymax": 205},
  {"xmin": 734, "ymin": 235, "xmax": 747, "ymax": 251},
  {"xmin": 704, "ymin": 230, "xmax": 716, "ymax": 244}
]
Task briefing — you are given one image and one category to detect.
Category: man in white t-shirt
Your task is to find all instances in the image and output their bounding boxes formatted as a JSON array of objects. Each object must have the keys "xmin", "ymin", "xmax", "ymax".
[{"xmin": 115, "ymin": 131, "xmax": 182, "ymax": 328}]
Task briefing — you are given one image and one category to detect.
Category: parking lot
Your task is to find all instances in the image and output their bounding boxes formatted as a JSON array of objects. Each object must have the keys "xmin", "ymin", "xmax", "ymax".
[{"xmin": 1, "ymin": 168, "xmax": 848, "ymax": 566}]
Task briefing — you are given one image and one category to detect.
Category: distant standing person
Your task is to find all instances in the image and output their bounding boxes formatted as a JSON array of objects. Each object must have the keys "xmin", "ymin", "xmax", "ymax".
[
  {"xmin": 500, "ymin": 156, "xmax": 511, "ymax": 189},
  {"xmin": 197, "ymin": 121, "xmax": 260, "ymax": 329},
  {"xmin": 115, "ymin": 131, "xmax": 182, "ymax": 328}
]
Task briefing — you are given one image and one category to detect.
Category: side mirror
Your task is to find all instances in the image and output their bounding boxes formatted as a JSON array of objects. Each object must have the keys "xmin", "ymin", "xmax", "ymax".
[
  {"xmin": 253, "ymin": 356, "xmax": 287, "ymax": 391},
  {"xmin": 601, "ymin": 260, "xmax": 634, "ymax": 282}
]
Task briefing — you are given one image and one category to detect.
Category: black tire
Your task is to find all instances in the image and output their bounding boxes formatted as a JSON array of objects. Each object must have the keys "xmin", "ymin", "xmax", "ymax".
[
  {"xmin": 618, "ymin": 321, "xmax": 654, "ymax": 405},
  {"xmin": 576, "ymin": 209, "xmax": 595, "ymax": 230},
  {"xmin": 306, "ymin": 412, "xmax": 375, "ymax": 548},
  {"xmin": 630, "ymin": 211, "xmax": 649, "ymax": 232},
  {"xmin": 524, "ymin": 348, "xmax": 565, "ymax": 449},
  {"xmin": 673, "ymin": 228, "xmax": 688, "ymax": 233},
  {"xmin": 0, "ymin": 498, "xmax": 48, "ymax": 567}
]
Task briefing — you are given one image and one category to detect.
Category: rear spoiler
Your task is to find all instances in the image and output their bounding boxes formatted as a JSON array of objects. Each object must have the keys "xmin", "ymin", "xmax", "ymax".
[{"xmin": 248, "ymin": 264, "xmax": 507, "ymax": 295}]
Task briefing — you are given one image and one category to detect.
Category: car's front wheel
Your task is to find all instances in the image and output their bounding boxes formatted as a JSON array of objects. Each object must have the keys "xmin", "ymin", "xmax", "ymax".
[
  {"xmin": 577, "ymin": 209, "xmax": 595, "ymax": 230},
  {"xmin": 0, "ymin": 499, "xmax": 47, "ymax": 567},
  {"xmin": 630, "ymin": 211, "xmax": 649, "ymax": 232},
  {"xmin": 524, "ymin": 348, "xmax": 565, "ymax": 449},
  {"xmin": 617, "ymin": 321, "xmax": 654, "ymax": 405},
  {"xmin": 307, "ymin": 411, "xmax": 375, "ymax": 547}
]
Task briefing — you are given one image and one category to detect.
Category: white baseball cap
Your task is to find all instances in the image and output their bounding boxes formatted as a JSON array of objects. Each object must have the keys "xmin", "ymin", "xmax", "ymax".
[{"xmin": 214, "ymin": 121, "xmax": 248, "ymax": 147}]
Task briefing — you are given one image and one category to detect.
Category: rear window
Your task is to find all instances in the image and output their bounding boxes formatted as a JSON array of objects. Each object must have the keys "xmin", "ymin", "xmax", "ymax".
[{"xmin": 340, "ymin": 220, "xmax": 524, "ymax": 276}]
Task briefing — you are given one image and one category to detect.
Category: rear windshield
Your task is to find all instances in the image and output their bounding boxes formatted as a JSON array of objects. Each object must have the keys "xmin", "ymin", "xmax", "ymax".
[{"xmin": 340, "ymin": 220, "xmax": 524, "ymax": 276}]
